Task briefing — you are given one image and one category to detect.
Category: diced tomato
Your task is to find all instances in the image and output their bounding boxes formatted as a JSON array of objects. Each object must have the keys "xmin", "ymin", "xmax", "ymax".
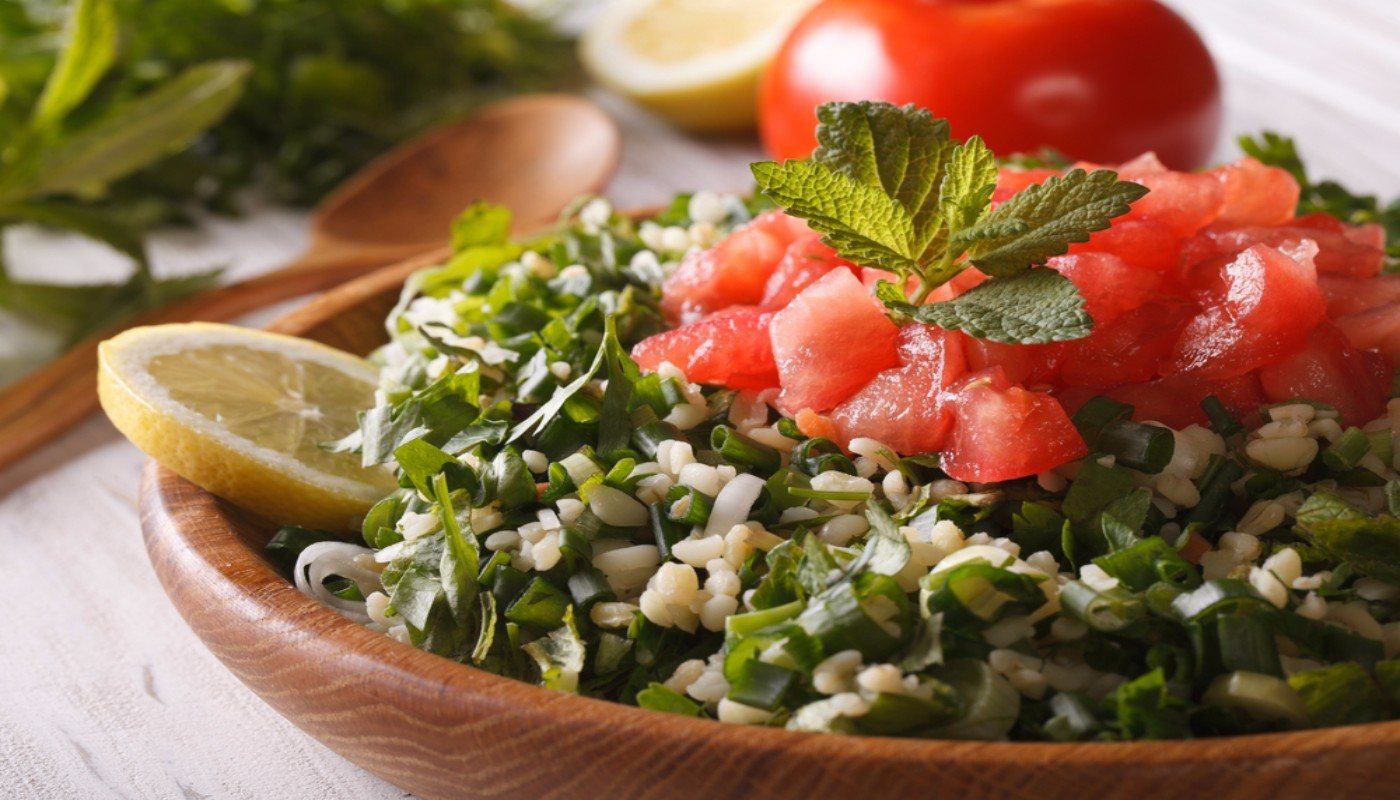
[
  {"xmin": 1209, "ymin": 157, "xmax": 1300, "ymax": 227},
  {"xmin": 1259, "ymin": 324, "xmax": 1388, "ymax": 424},
  {"xmin": 942, "ymin": 368, "xmax": 1087, "ymax": 482},
  {"xmin": 992, "ymin": 167, "xmax": 1058, "ymax": 204},
  {"xmin": 660, "ymin": 211, "xmax": 809, "ymax": 322},
  {"xmin": 1064, "ymin": 372, "xmax": 1266, "ymax": 429},
  {"xmin": 769, "ymin": 268, "xmax": 901, "ymax": 413},
  {"xmin": 1116, "ymin": 153, "xmax": 1225, "ymax": 236},
  {"xmin": 1181, "ymin": 223, "xmax": 1385, "ymax": 278},
  {"xmin": 1049, "ymin": 252, "xmax": 1162, "ymax": 325},
  {"xmin": 831, "ymin": 325, "xmax": 967, "ymax": 454},
  {"xmin": 1168, "ymin": 243, "xmax": 1326, "ymax": 378},
  {"xmin": 760, "ymin": 235, "xmax": 855, "ymax": 309},
  {"xmin": 1059, "ymin": 300, "xmax": 1194, "ymax": 387},
  {"xmin": 959, "ymin": 336, "xmax": 1065, "ymax": 386},
  {"xmin": 631, "ymin": 306, "xmax": 779, "ymax": 390},
  {"xmin": 1334, "ymin": 303, "xmax": 1400, "ymax": 363},
  {"xmin": 1069, "ymin": 217, "xmax": 1183, "ymax": 273},
  {"xmin": 1319, "ymin": 273, "xmax": 1400, "ymax": 317}
]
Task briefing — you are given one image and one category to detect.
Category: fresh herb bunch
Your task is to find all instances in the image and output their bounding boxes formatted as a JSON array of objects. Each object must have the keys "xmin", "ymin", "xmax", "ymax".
[
  {"xmin": 4, "ymin": 0, "xmax": 573, "ymax": 211},
  {"xmin": 751, "ymin": 102, "xmax": 1149, "ymax": 344},
  {"xmin": 1239, "ymin": 131, "xmax": 1400, "ymax": 271},
  {"xmin": 274, "ymin": 196, "xmax": 1400, "ymax": 741},
  {"xmin": 0, "ymin": 0, "xmax": 248, "ymax": 384}
]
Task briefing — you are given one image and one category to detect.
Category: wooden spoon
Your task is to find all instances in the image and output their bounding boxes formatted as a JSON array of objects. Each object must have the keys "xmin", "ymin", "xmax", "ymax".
[{"xmin": 0, "ymin": 93, "xmax": 621, "ymax": 473}]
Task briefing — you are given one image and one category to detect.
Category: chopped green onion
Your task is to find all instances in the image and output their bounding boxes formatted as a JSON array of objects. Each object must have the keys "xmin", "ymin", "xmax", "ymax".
[
  {"xmin": 724, "ymin": 600, "xmax": 804, "ymax": 639},
  {"xmin": 728, "ymin": 660, "xmax": 797, "ymax": 711},
  {"xmin": 631, "ymin": 420, "xmax": 682, "ymax": 459},
  {"xmin": 664, "ymin": 484, "xmax": 714, "ymax": 526},
  {"xmin": 504, "ymin": 577, "xmax": 570, "ymax": 631},
  {"xmin": 1202, "ymin": 671, "xmax": 1308, "ymax": 728},
  {"xmin": 1216, "ymin": 613, "xmax": 1283, "ymax": 677},
  {"xmin": 1200, "ymin": 395, "xmax": 1241, "ymax": 437},
  {"xmin": 650, "ymin": 503, "xmax": 688, "ymax": 560},
  {"xmin": 1060, "ymin": 580, "xmax": 1145, "ymax": 632},
  {"xmin": 566, "ymin": 568, "xmax": 614, "ymax": 611},
  {"xmin": 1182, "ymin": 454, "xmax": 1245, "ymax": 530},
  {"xmin": 1322, "ymin": 427, "xmax": 1370, "ymax": 471},
  {"xmin": 1072, "ymin": 396, "xmax": 1133, "ymax": 444},
  {"xmin": 1095, "ymin": 420, "xmax": 1175, "ymax": 474},
  {"xmin": 711, "ymin": 425, "xmax": 782, "ymax": 473}
]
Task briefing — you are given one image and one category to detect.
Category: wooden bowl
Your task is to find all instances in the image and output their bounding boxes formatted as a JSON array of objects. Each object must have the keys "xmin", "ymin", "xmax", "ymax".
[{"xmin": 141, "ymin": 252, "xmax": 1400, "ymax": 800}]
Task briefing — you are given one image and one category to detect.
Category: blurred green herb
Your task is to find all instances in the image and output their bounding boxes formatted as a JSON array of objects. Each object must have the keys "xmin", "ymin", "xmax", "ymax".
[
  {"xmin": 0, "ymin": 0, "xmax": 572, "ymax": 385},
  {"xmin": 0, "ymin": 0, "xmax": 249, "ymax": 384}
]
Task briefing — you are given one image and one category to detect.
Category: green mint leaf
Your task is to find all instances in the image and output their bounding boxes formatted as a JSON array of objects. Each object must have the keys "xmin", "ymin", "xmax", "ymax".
[
  {"xmin": 891, "ymin": 269, "xmax": 1092, "ymax": 344},
  {"xmin": 939, "ymin": 136, "xmax": 998, "ymax": 236},
  {"xmin": 965, "ymin": 169, "xmax": 1149, "ymax": 276},
  {"xmin": 1295, "ymin": 491, "xmax": 1400, "ymax": 585},
  {"xmin": 811, "ymin": 101, "xmax": 953, "ymax": 255},
  {"xmin": 32, "ymin": 0, "xmax": 118, "ymax": 127},
  {"xmin": 523, "ymin": 607, "xmax": 586, "ymax": 693},
  {"xmin": 28, "ymin": 60, "xmax": 251, "ymax": 197},
  {"xmin": 751, "ymin": 159, "xmax": 920, "ymax": 274}
]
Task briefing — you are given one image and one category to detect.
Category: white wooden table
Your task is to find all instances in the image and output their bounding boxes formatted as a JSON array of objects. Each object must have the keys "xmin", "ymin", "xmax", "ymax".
[{"xmin": 2, "ymin": 2, "xmax": 1397, "ymax": 797}]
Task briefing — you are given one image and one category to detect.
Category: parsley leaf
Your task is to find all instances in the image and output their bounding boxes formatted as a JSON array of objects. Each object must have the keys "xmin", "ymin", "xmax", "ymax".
[
  {"xmin": 753, "ymin": 101, "xmax": 1146, "ymax": 342},
  {"xmin": 887, "ymin": 268, "xmax": 1091, "ymax": 344}
]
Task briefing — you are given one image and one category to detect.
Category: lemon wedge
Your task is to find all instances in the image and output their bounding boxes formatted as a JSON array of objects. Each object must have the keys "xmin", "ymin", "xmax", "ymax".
[
  {"xmin": 98, "ymin": 323, "xmax": 395, "ymax": 530},
  {"xmin": 580, "ymin": 0, "xmax": 819, "ymax": 132}
]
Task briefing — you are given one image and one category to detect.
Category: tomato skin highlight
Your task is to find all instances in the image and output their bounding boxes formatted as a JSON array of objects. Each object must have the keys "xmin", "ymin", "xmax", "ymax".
[
  {"xmin": 769, "ymin": 268, "xmax": 902, "ymax": 413},
  {"xmin": 631, "ymin": 306, "xmax": 780, "ymax": 391},
  {"xmin": 1168, "ymin": 243, "xmax": 1327, "ymax": 379},
  {"xmin": 761, "ymin": 0, "xmax": 1222, "ymax": 169},
  {"xmin": 942, "ymin": 368, "xmax": 1087, "ymax": 483}
]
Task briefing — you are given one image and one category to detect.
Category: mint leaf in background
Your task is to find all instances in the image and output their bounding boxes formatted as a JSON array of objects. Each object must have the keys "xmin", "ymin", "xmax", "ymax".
[
  {"xmin": 965, "ymin": 169, "xmax": 1149, "ymax": 276},
  {"xmin": 25, "ymin": 60, "xmax": 251, "ymax": 198},
  {"xmin": 891, "ymin": 269, "xmax": 1092, "ymax": 344},
  {"xmin": 31, "ymin": 0, "xmax": 117, "ymax": 127}
]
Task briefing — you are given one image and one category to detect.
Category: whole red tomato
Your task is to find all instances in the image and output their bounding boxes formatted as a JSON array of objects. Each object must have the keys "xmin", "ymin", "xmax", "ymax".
[{"xmin": 760, "ymin": 0, "xmax": 1222, "ymax": 168}]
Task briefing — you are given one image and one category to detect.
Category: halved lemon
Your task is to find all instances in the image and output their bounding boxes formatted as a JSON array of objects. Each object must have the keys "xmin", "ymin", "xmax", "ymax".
[
  {"xmin": 580, "ymin": 0, "xmax": 820, "ymax": 132},
  {"xmin": 98, "ymin": 323, "xmax": 395, "ymax": 530}
]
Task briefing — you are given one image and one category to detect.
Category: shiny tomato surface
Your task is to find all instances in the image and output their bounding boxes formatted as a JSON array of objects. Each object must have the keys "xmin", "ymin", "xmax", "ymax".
[{"xmin": 760, "ymin": 0, "xmax": 1222, "ymax": 168}]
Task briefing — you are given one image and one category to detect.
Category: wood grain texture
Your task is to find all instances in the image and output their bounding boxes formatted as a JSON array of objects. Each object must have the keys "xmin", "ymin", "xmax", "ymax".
[{"xmin": 139, "ymin": 256, "xmax": 1400, "ymax": 800}]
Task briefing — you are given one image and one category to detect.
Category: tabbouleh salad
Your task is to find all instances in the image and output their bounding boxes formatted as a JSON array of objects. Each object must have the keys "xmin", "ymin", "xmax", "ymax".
[{"xmin": 276, "ymin": 103, "xmax": 1400, "ymax": 741}]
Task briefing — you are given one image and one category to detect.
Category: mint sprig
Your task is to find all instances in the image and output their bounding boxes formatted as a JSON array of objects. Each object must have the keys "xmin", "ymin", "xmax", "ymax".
[{"xmin": 752, "ymin": 101, "xmax": 1149, "ymax": 344}]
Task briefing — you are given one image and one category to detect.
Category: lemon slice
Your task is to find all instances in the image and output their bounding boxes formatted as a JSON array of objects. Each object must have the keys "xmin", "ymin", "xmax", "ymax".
[
  {"xmin": 580, "ymin": 0, "xmax": 819, "ymax": 131},
  {"xmin": 98, "ymin": 323, "xmax": 396, "ymax": 530}
]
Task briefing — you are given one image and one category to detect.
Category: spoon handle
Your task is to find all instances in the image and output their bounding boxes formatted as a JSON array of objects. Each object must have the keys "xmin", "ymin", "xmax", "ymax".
[{"xmin": 0, "ymin": 244, "xmax": 437, "ymax": 474}]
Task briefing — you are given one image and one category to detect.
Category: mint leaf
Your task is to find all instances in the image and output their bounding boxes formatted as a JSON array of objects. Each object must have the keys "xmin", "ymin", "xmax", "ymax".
[
  {"xmin": 891, "ymin": 269, "xmax": 1091, "ymax": 344},
  {"xmin": 28, "ymin": 60, "xmax": 251, "ymax": 196},
  {"xmin": 32, "ymin": 0, "xmax": 118, "ymax": 127},
  {"xmin": 939, "ymin": 136, "xmax": 998, "ymax": 235},
  {"xmin": 811, "ymin": 101, "xmax": 952, "ymax": 251},
  {"xmin": 750, "ymin": 159, "xmax": 920, "ymax": 273},
  {"xmin": 964, "ymin": 169, "xmax": 1148, "ymax": 276},
  {"xmin": 1295, "ymin": 491, "xmax": 1400, "ymax": 584}
]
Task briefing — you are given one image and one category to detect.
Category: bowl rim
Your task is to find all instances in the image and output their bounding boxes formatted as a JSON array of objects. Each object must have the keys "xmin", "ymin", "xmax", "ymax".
[{"xmin": 140, "ymin": 247, "xmax": 1400, "ymax": 778}]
